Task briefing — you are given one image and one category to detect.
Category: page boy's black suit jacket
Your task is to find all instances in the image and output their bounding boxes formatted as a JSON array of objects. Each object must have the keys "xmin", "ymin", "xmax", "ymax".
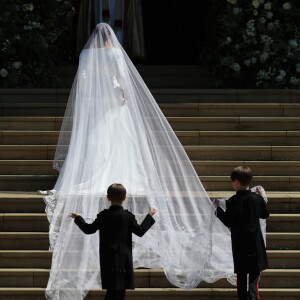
[
  {"xmin": 74, "ymin": 205, "xmax": 155, "ymax": 290},
  {"xmin": 216, "ymin": 190, "xmax": 269, "ymax": 274}
]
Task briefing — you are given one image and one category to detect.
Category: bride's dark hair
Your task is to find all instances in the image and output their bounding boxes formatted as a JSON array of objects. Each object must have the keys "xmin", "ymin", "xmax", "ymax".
[{"xmin": 94, "ymin": 23, "xmax": 112, "ymax": 44}]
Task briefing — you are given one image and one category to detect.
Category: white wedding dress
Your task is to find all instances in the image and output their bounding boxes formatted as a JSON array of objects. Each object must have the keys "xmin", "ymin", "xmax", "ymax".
[{"xmin": 43, "ymin": 23, "xmax": 266, "ymax": 300}]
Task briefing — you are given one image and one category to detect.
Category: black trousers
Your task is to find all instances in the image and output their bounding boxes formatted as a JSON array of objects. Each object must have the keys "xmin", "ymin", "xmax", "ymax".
[
  {"xmin": 236, "ymin": 272, "xmax": 260, "ymax": 300},
  {"xmin": 104, "ymin": 289, "xmax": 126, "ymax": 300}
]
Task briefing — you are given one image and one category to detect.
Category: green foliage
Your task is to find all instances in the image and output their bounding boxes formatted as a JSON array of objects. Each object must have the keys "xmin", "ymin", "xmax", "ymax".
[
  {"xmin": 204, "ymin": 0, "xmax": 300, "ymax": 88},
  {"xmin": 0, "ymin": 0, "xmax": 74, "ymax": 87}
]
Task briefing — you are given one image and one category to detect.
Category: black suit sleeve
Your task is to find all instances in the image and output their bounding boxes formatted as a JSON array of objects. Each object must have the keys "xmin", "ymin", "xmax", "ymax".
[
  {"xmin": 216, "ymin": 206, "xmax": 232, "ymax": 228},
  {"xmin": 260, "ymin": 197, "xmax": 269, "ymax": 219},
  {"xmin": 131, "ymin": 214, "xmax": 155, "ymax": 237},
  {"xmin": 74, "ymin": 215, "xmax": 101, "ymax": 234}
]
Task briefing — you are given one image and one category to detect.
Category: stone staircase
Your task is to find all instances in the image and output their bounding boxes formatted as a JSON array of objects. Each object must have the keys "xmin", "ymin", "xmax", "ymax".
[{"xmin": 0, "ymin": 88, "xmax": 299, "ymax": 299}]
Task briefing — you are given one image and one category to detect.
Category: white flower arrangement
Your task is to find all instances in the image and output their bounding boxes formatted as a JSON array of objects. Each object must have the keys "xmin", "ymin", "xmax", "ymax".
[
  {"xmin": 208, "ymin": 0, "xmax": 300, "ymax": 88},
  {"xmin": 0, "ymin": 68, "xmax": 8, "ymax": 77}
]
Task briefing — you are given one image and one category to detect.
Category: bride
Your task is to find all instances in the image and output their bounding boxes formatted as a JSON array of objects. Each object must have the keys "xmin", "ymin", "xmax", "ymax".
[{"xmin": 44, "ymin": 23, "xmax": 236, "ymax": 300}]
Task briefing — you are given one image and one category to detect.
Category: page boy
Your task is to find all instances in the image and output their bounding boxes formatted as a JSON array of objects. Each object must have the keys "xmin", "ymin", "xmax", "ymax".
[
  {"xmin": 69, "ymin": 183, "xmax": 156, "ymax": 300},
  {"xmin": 213, "ymin": 166, "xmax": 269, "ymax": 300}
]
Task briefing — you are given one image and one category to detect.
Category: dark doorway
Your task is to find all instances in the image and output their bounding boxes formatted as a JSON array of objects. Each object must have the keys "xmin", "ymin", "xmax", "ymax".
[{"xmin": 140, "ymin": 0, "xmax": 212, "ymax": 64}]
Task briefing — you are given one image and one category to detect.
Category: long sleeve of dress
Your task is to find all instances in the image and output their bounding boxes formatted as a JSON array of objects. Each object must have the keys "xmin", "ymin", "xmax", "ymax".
[
  {"xmin": 74, "ymin": 215, "xmax": 101, "ymax": 234},
  {"xmin": 131, "ymin": 214, "xmax": 155, "ymax": 237}
]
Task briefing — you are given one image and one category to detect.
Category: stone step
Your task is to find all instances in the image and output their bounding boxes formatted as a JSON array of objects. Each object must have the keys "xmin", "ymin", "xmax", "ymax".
[
  {"xmin": 0, "ymin": 103, "xmax": 66, "ymax": 117},
  {"xmin": 0, "ymin": 213, "xmax": 298, "ymax": 233},
  {"xmin": 0, "ymin": 160, "xmax": 300, "ymax": 176},
  {"xmin": 1, "ymin": 89, "xmax": 300, "ymax": 103},
  {"xmin": 0, "ymin": 131, "xmax": 59, "ymax": 145},
  {"xmin": 209, "ymin": 192, "xmax": 300, "ymax": 214},
  {"xmin": 185, "ymin": 146, "xmax": 300, "ymax": 161},
  {"xmin": 0, "ymin": 175, "xmax": 56, "ymax": 191},
  {"xmin": 0, "ymin": 117, "xmax": 62, "ymax": 131},
  {"xmin": 194, "ymin": 161, "xmax": 300, "ymax": 176},
  {"xmin": 0, "ymin": 268, "xmax": 299, "ymax": 289},
  {"xmin": 0, "ymin": 232, "xmax": 298, "ymax": 251},
  {"xmin": 201, "ymin": 176, "xmax": 300, "ymax": 191},
  {"xmin": 168, "ymin": 117, "xmax": 300, "ymax": 131},
  {"xmin": 0, "ymin": 145, "xmax": 55, "ymax": 160},
  {"xmin": 0, "ymin": 192, "xmax": 298, "ymax": 214},
  {"xmin": 161, "ymin": 103, "xmax": 300, "ymax": 117},
  {"xmin": 3, "ymin": 130, "xmax": 300, "ymax": 146},
  {"xmin": 0, "ymin": 193, "xmax": 45, "ymax": 213},
  {"xmin": 0, "ymin": 250, "xmax": 298, "ymax": 269},
  {"xmin": 0, "ymin": 288, "xmax": 300, "ymax": 300},
  {"xmin": 0, "ymin": 145, "xmax": 299, "ymax": 161},
  {"xmin": 179, "ymin": 131, "xmax": 300, "ymax": 146},
  {"xmin": 0, "ymin": 161, "xmax": 57, "ymax": 175},
  {"xmin": 0, "ymin": 233, "xmax": 49, "ymax": 250},
  {"xmin": 0, "ymin": 174, "xmax": 300, "ymax": 191},
  {"xmin": 1, "ymin": 160, "xmax": 300, "ymax": 176},
  {"xmin": 1, "ymin": 116, "xmax": 300, "ymax": 131},
  {"xmin": 3, "ymin": 103, "xmax": 300, "ymax": 117},
  {"xmin": 147, "ymin": 269, "xmax": 300, "ymax": 289}
]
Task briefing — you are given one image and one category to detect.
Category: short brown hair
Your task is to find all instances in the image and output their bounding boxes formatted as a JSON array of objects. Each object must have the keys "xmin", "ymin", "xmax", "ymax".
[
  {"xmin": 231, "ymin": 166, "xmax": 253, "ymax": 186},
  {"xmin": 107, "ymin": 183, "xmax": 126, "ymax": 201}
]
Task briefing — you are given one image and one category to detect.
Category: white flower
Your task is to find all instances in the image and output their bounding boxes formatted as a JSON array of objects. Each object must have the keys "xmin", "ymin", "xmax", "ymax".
[
  {"xmin": 259, "ymin": 17, "xmax": 266, "ymax": 24},
  {"xmin": 14, "ymin": 34, "xmax": 20, "ymax": 40},
  {"xmin": 276, "ymin": 75, "xmax": 284, "ymax": 82},
  {"xmin": 0, "ymin": 69, "xmax": 8, "ymax": 77},
  {"xmin": 227, "ymin": 0, "xmax": 237, "ymax": 5},
  {"xmin": 260, "ymin": 52, "xmax": 269, "ymax": 62},
  {"xmin": 225, "ymin": 37, "xmax": 232, "ymax": 45},
  {"xmin": 279, "ymin": 70, "xmax": 286, "ymax": 76},
  {"xmin": 274, "ymin": 20, "xmax": 280, "ymax": 27},
  {"xmin": 257, "ymin": 67, "xmax": 275, "ymax": 80},
  {"xmin": 251, "ymin": 57, "xmax": 257, "ymax": 64},
  {"xmin": 233, "ymin": 7, "xmax": 242, "ymax": 15},
  {"xmin": 230, "ymin": 63, "xmax": 241, "ymax": 72},
  {"xmin": 288, "ymin": 39, "xmax": 299, "ymax": 49},
  {"xmin": 221, "ymin": 56, "xmax": 234, "ymax": 66},
  {"xmin": 283, "ymin": 2, "xmax": 292, "ymax": 10},
  {"xmin": 267, "ymin": 11, "xmax": 273, "ymax": 19},
  {"xmin": 267, "ymin": 22, "xmax": 275, "ymax": 31},
  {"xmin": 264, "ymin": 2, "xmax": 272, "ymax": 10},
  {"xmin": 12, "ymin": 61, "xmax": 22, "ymax": 69},
  {"xmin": 253, "ymin": 9, "xmax": 258, "ymax": 16},
  {"xmin": 290, "ymin": 77, "xmax": 300, "ymax": 86},
  {"xmin": 244, "ymin": 59, "xmax": 251, "ymax": 67},
  {"xmin": 22, "ymin": 3, "xmax": 34, "ymax": 12},
  {"xmin": 296, "ymin": 64, "xmax": 300, "ymax": 73},
  {"xmin": 252, "ymin": 0, "xmax": 260, "ymax": 9},
  {"xmin": 246, "ymin": 19, "xmax": 256, "ymax": 37},
  {"xmin": 260, "ymin": 34, "xmax": 273, "ymax": 51}
]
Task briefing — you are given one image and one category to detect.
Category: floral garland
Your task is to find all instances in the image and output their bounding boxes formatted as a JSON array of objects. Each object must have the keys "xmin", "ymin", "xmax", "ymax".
[
  {"xmin": 0, "ymin": 0, "xmax": 74, "ymax": 88},
  {"xmin": 205, "ymin": 0, "xmax": 300, "ymax": 88}
]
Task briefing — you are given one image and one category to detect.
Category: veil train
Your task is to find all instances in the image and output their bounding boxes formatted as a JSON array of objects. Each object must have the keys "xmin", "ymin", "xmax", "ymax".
[{"xmin": 43, "ymin": 23, "xmax": 258, "ymax": 299}]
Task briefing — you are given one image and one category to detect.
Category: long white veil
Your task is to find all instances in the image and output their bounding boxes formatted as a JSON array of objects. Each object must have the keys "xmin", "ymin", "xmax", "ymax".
[{"xmin": 44, "ymin": 23, "xmax": 235, "ymax": 300}]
